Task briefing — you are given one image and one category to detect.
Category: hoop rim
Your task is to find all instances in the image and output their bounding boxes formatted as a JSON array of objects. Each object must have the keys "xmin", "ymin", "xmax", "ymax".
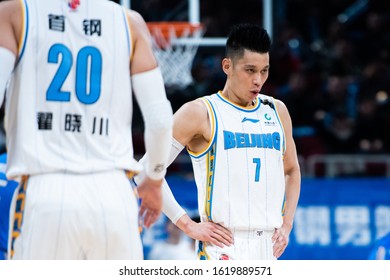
[{"xmin": 147, "ymin": 21, "xmax": 203, "ymax": 41}]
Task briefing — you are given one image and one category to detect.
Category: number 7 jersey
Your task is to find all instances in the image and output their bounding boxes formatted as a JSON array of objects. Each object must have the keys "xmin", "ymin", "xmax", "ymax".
[
  {"xmin": 190, "ymin": 92, "xmax": 286, "ymax": 230},
  {"xmin": 5, "ymin": 0, "xmax": 142, "ymax": 178}
]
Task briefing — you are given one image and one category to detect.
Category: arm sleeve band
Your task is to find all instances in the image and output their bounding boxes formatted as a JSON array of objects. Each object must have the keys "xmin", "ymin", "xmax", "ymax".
[
  {"xmin": 0, "ymin": 47, "xmax": 15, "ymax": 107},
  {"xmin": 161, "ymin": 138, "xmax": 186, "ymax": 223},
  {"xmin": 134, "ymin": 138, "xmax": 187, "ymax": 223},
  {"xmin": 132, "ymin": 67, "xmax": 173, "ymax": 180},
  {"xmin": 162, "ymin": 179, "xmax": 186, "ymax": 224}
]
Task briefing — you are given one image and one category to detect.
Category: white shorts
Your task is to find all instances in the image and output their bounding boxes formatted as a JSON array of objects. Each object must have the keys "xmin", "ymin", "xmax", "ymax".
[
  {"xmin": 10, "ymin": 170, "xmax": 142, "ymax": 259},
  {"xmin": 196, "ymin": 229, "xmax": 276, "ymax": 260}
]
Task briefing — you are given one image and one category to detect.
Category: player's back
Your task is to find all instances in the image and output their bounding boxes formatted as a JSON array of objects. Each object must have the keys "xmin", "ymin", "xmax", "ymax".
[{"xmin": 5, "ymin": 0, "xmax": 140, "ymax": 178}]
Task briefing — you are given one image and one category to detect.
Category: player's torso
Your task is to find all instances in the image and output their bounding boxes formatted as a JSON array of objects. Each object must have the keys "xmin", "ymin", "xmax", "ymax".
[
  {"xmin": 5, "ymin": 0, "xmax": 139, "ymax": 177},
  {"xmin": 190, "ymin": 92, "xmax": 286, "ymax": 230}
]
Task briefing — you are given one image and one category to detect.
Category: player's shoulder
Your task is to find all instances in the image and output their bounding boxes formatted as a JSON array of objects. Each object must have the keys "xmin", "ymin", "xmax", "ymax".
[
  {"xmin": 127, "ymin": 9, "xmax": 143, "ymax": 19},
  {"xmin": 274, "ymin": 98, "xmax": 287, "ymax": 111},
  {"xmin": 181, "ymin": 98, "xmax": 208, "ymax": 116},
  {"xmin": 174, "ymin": 98, "xmax": 209, "ymax": 126},
  {"xmin": 0, "ymin": 0, "xmax": 21, "ymax": 22},
  {"xmin": 0, "ymin": 0, "xmax": 19, "ymax": 10},
  {"xmin": 259, "ymin": 93, "xmax": 283, "ymax": 107},
  {"xmin": 124, "ymin": 9, "xmax": 149, "ymax": 40},
  {"xmin": 258, "ymin": 94, "xmax": 287, "ymax": 114},
  {"xmin": 126, "ymin": 9, "xmax": 147, "ymax": 27}
]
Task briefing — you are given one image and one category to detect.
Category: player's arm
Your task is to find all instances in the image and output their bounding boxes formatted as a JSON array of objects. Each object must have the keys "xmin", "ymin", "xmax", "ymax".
[
  {"xmin": 0, "ymin": 1, "xmax": 21, "ymax": 105},
  {"xmin": 164, "ymin": 100, "xmax": 233, "ymax": 247},
  {"xmin": 172, "ymin": 99, "xmax": 210, "ymax": 151},
  {"xmin": 272, "ymin": 99, "xmax": 301, "ymax": 258},
  {"xmin": 135, "ymin": 99, "xmax": 233, "ymax": 246},
  {"xmin": 127, "ymin": 10, "xmax": 173, "ymax": 228}
]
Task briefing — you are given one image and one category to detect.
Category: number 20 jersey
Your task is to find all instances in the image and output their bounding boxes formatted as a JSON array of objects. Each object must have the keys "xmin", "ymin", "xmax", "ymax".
[
  {"xmin": 190, "ymin": 92, "xmax": 286, "ymax": 230},
  {"xmin": 5, "ymin": 0, "xmax": 142, "ymax": 178}
]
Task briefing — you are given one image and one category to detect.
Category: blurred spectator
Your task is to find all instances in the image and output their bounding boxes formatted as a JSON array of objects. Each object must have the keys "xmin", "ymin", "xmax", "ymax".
[
  {"xmin": 358, "ymin": 61, "xmax": 390, "ymax": 102},
  {"xmin": 353, "ymin": 60, "xmax": 390, "ymax": 154},
  {"xmin": 276, "ymin": 71, "xmax": 326, "ymax": 157},
  {"xmin": 354, "ymin": 11, "xmax": 390, "ymax": 65},
  {"xmin": 355, "ymin": 95, "xmax": 390, "ymax": 154},
  {"xmin": 269, "ymin": 26, "xmax": 308, "ymax": 85},
  {"xmin": 326, "ymin": 37, "xmax": 360, "ymax": 76},
  {"xmin": 313, "ymin": 74, "xmax": 358, "ymax": 153},
  {"xmin": 148, "ymin": 218, "xmax": 197, "ymax": 260}
]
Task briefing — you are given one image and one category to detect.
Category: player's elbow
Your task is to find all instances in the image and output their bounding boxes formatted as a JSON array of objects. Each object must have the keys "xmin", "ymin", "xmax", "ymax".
[{"xmin": 284, "ymin": 162, "xmax": 301, "ymax": 181}]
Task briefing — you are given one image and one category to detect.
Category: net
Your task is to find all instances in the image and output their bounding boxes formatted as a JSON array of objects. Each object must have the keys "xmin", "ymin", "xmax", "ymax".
[{"xmin": 147, "ymin": 22, "xmax": 204, "ymax": 89}]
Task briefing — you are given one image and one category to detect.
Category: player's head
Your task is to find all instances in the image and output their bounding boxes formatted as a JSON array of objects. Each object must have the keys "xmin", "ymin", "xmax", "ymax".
[{"xmin": 225, "ymin": 23, "xmax": 271, "ymax": 61}]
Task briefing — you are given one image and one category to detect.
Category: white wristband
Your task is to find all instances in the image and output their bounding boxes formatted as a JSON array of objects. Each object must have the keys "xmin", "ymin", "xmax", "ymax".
[{"xmin": 134, "ymin": 137, "xmax": 186, "ymax": 222}]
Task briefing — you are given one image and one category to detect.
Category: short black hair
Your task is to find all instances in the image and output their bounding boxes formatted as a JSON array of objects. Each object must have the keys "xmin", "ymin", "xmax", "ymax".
[{"xmin": 226, "ymin": 23, "xmax": 271, "ymax": 60}]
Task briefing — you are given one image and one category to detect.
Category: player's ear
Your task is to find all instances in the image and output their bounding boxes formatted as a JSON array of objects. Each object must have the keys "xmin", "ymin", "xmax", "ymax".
[{"xmin": 222, "ymin": 58, "xmax": 231, "ymax": 75}]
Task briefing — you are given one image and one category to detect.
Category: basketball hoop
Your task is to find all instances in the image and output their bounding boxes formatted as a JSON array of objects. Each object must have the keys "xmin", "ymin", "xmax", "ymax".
[{"xmin": 147, "ymin": 21, "xmax": 204, "ymax": 89}]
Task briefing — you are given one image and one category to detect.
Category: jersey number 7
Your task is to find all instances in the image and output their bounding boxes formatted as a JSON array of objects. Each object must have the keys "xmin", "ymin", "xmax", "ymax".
[{"xmin": 253, "ymin": 157, "xmax": 261, "ymax": 182}]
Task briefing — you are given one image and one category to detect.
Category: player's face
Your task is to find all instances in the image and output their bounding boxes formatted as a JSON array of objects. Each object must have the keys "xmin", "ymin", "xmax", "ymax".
[{"xmin": 224, "ymin": 49, "xmax": 269, "ymax": 107}]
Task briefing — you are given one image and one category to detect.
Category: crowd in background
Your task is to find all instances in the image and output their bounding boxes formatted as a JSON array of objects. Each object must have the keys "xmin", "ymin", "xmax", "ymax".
[
  {"xmin": 129, "ymin": 0, "xmax": 390, "ymax": 161},
  {"xmin": 266, "ymin": 0, "xmax": 390, "ymax": 157}
]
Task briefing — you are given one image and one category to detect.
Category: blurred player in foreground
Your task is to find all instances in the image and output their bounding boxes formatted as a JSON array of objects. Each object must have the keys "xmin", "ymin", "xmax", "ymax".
[
  {"xmin": 0, "ymin": 0, "xmax": 172, "ymax": 259},
  {"xmin": 138, "ymin": 23, "xmax": 301, "ymax": 260}
]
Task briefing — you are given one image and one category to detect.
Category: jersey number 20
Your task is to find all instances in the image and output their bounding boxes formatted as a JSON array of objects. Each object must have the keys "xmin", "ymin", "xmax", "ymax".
[{"xmin": 47, "ymin": 43, "xmax": 102, "ymax": 105}]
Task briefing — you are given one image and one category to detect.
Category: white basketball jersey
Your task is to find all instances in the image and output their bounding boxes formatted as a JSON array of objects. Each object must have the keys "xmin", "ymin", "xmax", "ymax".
[
  {"xmin": 190, "ymin": 92, "xmax": 286, "ymax": 230},
  {"xmin": 5, "ymin": 0, "xmax": 142, "ymax": 178}
]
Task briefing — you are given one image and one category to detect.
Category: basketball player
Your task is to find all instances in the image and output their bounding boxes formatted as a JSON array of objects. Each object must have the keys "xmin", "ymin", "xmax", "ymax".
[
  {"xmin": 0, "ymin": 0, "xmax": 173, "ymax": 259},
  {"xmin": 138, "ymin": 23, "xmax": 301, "ymax": 260}
]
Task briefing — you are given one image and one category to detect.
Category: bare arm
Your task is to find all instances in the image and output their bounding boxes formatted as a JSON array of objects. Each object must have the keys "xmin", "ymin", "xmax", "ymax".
[
  {"xmin": 134, "ymin": 98, "xmax": 232, "ymax": 246},
  {"xmin": 172, "ymin": 99, "xmax": 210, "ymax": 149},
  {"xmin": 0, "ymin": 1, "xmax": 21, "ymax": 104},
  {"xmin": 127, "ymin": 10, "xmax": 158, "ymax": 74},
  {"xmin": 167, "ymin": 99, "xmax": 233, "ymax": 247},
  {"xmin": 0, "ymin": 0, "xmax": 21, "ymax": 56},
  {"xmin": 272, "ymin": 99, "xmax": 301, "ymax": 258}
]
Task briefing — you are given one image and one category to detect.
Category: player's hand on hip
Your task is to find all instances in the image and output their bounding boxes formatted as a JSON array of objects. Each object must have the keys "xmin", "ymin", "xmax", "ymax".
[
  {"xmin": 193, "ymin": 222, "xmax": 234, "ymax": 248},
  {"xmin": 178, "ymin": 215, "xmax": 234, "ymax": 248},
  {"xmin": 272, "ymin": 224, "xmax": 291, "ymax": 258},
  {"xmin": 137, "ymin": 176, "xmax": 163, "ymax": 228}
]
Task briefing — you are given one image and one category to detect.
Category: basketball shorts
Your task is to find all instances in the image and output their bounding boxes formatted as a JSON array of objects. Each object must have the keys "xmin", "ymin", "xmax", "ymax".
[
  {"xmin": 196, "ymin": 229, "xmax": 276, "ymax": 260},
  {"xmin": 10, "ymin": 170, "xmax": 142, "ymax": 259}
]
